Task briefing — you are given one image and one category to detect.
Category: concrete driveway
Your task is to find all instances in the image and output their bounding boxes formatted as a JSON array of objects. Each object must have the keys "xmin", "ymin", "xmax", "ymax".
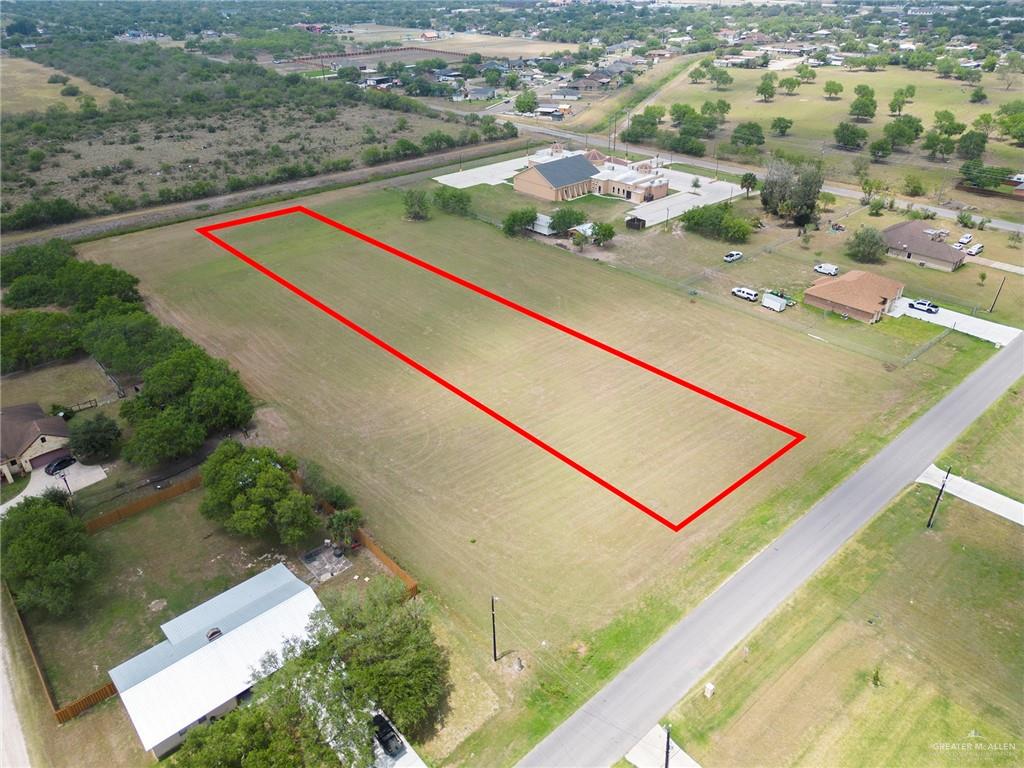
[
  {"xmin": 0, "ymin": 461, "xmax": 107, "ymax": 515},
  {"xmin": 433, "ymin": 157, "xmax": 531, "ymax": 189},
  {"xmin": 629, "ymin": 173, "xmax": 740, "ymax": 225},
  {"xmin": 888, "ymin": 298, "xmax": 1022, "ymax": 346}
]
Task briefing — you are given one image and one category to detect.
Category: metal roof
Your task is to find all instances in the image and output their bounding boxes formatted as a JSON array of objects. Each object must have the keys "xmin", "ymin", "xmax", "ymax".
[
  {"xmin": 109, "ymin": 564, "xmax": 325, "ymax": 752},
  {"xmin": 532, "ymin": 155, "xmax": 598, "ymax": 189}
]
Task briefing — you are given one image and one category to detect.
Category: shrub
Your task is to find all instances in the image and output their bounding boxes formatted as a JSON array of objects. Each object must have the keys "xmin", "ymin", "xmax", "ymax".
[
  {"xmin": 69, "ymin": 413, "xmax": 121, "ymax": 463},
  {"xmin": 680, "ymin": 203, "xmax": 751, "ymax": 243},
  {"xmin": 502, "ymin": 207, "xmax": 537, "ymax": 237},
  {"xmin": 433, "ymin": 186, "xmax": 472, "ymax": 216},
  {"xmin": 845, "ymin": 226, "xmax": 887, "ymax": 263}
]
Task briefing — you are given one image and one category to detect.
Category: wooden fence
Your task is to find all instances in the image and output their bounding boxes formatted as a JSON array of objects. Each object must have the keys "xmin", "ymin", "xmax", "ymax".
[
  {"xmin": 355, "ymin": 528, "xmax": 419, "ymax": 598},
  {"xmin": 85, "ymin": 474, "xmax": 201, "ymax": 534},
  {"xmin": 54, "ymin": 683, "xmax": 118, "ymax": 724}
]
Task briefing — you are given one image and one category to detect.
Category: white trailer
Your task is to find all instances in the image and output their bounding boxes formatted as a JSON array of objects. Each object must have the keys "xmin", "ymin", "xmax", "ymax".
[{"xmin": 762, "ymin": 293, "xmax": 787, "ymax": 312}]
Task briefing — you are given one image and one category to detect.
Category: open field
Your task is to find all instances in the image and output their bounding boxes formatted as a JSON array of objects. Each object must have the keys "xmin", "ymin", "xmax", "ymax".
[
  {"xmin": 84, "ymin": 183, "xmax": 995, "ymax": 765},
  {"xmin": 649, "ymin": 64, "xmax": 1024, "ymax": 220},
  {"xmin": 464, "ymin": 182, "xmax": 635, "ymax": 226},
  {"xmin": 22, "ymin": 489, "xmax": 301, "ymax": 703},
  {"xmin": 664, "ymin": 487, "xmax": 1024, "ymax": 767},
  {"xmin": 0, "ymin": 57, "xmax": 116, "ymax": 114},
  {"xmin": 414, "ymin": 32, "xmax": 578, "ymax": 58},
  {"xmin": 940, "ymin": 378, "xmax": 1023, "ymax": 501},
  {"xmin": 0, "ymin": 358, "xmax": 116, "ymax": 411}
]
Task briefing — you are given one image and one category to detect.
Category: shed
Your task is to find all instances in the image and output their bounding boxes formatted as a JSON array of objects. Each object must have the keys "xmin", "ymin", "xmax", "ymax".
[{"xmin": 762, "ymin": 294, "xmax": 787, "ymax": 312}]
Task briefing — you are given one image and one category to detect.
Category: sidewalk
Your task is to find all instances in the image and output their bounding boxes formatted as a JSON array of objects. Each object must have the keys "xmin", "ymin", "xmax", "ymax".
[
  {"xmin": 917, "ymin": 464, "xmax": 1024, "ymax": 527},
  {"xmin": 965, "ymin": 254, "xmax": 1024, "ymax": 276},
  {"xmin": 624, "ymin": 724, "xmax": 702, "ymax": 768}
]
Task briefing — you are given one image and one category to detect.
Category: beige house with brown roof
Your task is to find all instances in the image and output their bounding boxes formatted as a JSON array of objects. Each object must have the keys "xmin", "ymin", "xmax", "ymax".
[
  {"xmin": 882, "ymin": 220, "xmax": 965, "ymax": 272},
  {"xmin": 0, "ymin": 404, "xmax": 71, "ymax": 483},
  {"xmin": 804, "ymin": 270, "xmax": 905, "ymax": 324}
]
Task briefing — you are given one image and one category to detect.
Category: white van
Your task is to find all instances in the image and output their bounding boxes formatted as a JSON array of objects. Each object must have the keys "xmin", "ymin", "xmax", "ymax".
[
  {"xmin": 732, "ymin": 286, "xmax": 759, "ymax": 302},
  {"xmin": 966, "ymin": 243, "xmax": 984, "ymax": 256},
  {"xmin": 814, "ymin": 263, "xmax": 839, "ymax": 276}
]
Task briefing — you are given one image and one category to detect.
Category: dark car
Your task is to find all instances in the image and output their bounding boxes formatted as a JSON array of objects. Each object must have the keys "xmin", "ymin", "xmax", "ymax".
[
  {"xmin": 373, "ymin": 714, "xmax": 404, "ymax": 758},
  {"xmin": 44, "ymin": 456, "xmax": 76, "ymax": 476}
]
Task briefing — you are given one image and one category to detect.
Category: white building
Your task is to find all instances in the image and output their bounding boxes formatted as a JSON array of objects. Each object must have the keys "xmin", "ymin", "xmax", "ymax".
[{"xmin": 109, "ymin": 564, "xmax": 326, "ymax": 758}]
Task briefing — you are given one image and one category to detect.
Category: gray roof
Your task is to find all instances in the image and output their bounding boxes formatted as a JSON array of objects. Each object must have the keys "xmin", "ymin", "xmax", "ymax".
[
  {"xmin": 109, "ymin": 564, "xmax": 306, "ymax": 692},
  {"xmin": 882, "ymin": 220, "xmax": 963, "ymax": 264},
  {"xmin": 532, "ymin": 155, "xmax": 599, "ymax": 189}
]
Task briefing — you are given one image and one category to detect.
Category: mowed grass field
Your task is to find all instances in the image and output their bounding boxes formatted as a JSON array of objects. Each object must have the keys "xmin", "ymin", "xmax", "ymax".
[
  {"xmin": 650, "ymin": 65, "xmax": 1024, "ymax": 216},
  {"xmin": 83, "ymin": 184, "xmax": 994, "ymax": 764},
  {"xmin": 665, "ymin": 487, "xmax": 1024, "ymax": 768},
  {"xmin": 0, "ymin": 57, "xmax": 116, "ymax": 113},
  {"xmin": 940, "ymin": 378, "xmax": 1023, "ymax": 501}
]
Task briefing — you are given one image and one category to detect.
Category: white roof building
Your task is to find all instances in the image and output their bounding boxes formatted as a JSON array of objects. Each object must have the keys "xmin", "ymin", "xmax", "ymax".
[{"xmin": 109, "ymin": 564, "xmax": 325, "ymax": 757}]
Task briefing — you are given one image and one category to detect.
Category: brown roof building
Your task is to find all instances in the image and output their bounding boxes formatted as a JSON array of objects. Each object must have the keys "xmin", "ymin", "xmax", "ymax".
[
  {"xmin": 804, "ymin": 270, "xmax": 905, "ymax": 324},
  {"xmin": 0, "ymin": 403, "xmax": 71, "ymax": 483},
  {"xmin": 882, "ymin": 220, "xmax": 965, "ymax": 272}
]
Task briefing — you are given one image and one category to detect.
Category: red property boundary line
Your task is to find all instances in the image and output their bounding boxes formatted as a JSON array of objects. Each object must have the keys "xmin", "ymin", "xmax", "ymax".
[{"xmin": 197, "ymin": 205, "xmax": 805, "ymax": 532}]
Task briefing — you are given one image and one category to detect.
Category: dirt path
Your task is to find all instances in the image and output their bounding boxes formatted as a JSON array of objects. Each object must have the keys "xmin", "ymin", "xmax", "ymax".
[{"xmin": 0, "ymin": 138, "xmax": 530, "ymax": 252}]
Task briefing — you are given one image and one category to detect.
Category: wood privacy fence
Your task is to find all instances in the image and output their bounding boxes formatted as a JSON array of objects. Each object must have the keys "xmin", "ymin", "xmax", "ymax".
[
  {"xmin": 2, "ymin": 583, "xmax": 118, "ymax": 724},
  {"xmin": 85, "ymin": 474, "xmax": 201, "ymax": 534}
]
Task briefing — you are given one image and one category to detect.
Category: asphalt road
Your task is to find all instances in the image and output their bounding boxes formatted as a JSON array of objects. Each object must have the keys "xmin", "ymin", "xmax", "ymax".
[
  {"xmin": 520, "ymin": 332, "xmax": 1024, "ymax": 768},
  {"xmin": 514, "ymin": 123, "xmax": 1024, "ymax": 234}
]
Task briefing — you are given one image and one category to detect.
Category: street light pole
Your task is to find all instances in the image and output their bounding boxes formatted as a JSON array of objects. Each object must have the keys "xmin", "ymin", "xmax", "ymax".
[
  {"xmin": 664, "ymin": 723, "xmax": 671, "ymax": 768},
  {"xmin": 491, "ymin": 595, "xmax": 499, "ymax": 662},
  {"xmin": 927, "ymin": 466, "xmax": 951, "ymax": 529}
]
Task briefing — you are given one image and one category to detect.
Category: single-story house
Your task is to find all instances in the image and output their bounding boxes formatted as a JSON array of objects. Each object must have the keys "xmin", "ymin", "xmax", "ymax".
[
  {"xmin": 513, "ymin": 154, "xmax": 599, "ymax": 202},
  {"xmin": 0, "ymin": 403, "xmax": 70, "ymax": 483},
  {"xmin": 110, "ymin": 564, "xmax": 326, "ymax": 758},
  {"xmin": 534, "ymin": 105, "xmax": 565, "ymax": 120},
  {"xmin": 882, "ymin": 220, "xmax": 965, "ymax": 271},
  {"xmin": 804, "ymin": 270, "xmax": 905, "ymax": 323},
  {"xmin": 568, "ymin": 77, "xmax": 601, "ymax": 92},
  {"xmin": 466, "ymin": 86, "xmax": 496, "ymax": 100},
  {"xmin": 550, "ymin": 88, "xmax": 581, "ymax": 101}
]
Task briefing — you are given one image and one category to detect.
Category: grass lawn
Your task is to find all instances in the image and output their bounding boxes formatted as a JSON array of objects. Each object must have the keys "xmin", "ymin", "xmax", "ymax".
[
  {"xmin": 22, "ymin": 488, "xmax": 298, "ymax": 703},
  {"xmin": 0, "ymin": 358, "xmax": 117, "ymax": 411},
  {"xmin": 649, "ymin": 64, "xmax": 1024, "ymax": 222},
  {"xmin": 939, "ymin": 378, "xmax": 1023, "ymax": 502},
  {"xmin": 0, "ymin": 474, "xmax": 30, "ymax": 503},
  {"xmin": 664, "ymin": 487, "xmax": 1024, "ymax": 768},
  {"xmin": 82, "ymin": 183, "xmax": 995, "ymax": 766}
]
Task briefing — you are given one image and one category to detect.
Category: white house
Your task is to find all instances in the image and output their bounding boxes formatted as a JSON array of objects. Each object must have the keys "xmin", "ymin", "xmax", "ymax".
[{"xmin": 109, "ymin": 564, "xmax": 326, "ymax": 758}]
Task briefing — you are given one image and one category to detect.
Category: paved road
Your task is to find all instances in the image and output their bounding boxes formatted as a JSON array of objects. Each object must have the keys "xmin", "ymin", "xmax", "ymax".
[
  {"xmin": 514, "ymin": 123, "xmax": 1024, "ymax": 234},
  {"xmin": 520, "ymin": 332, "xmax": 1024, "ymax": 768}
]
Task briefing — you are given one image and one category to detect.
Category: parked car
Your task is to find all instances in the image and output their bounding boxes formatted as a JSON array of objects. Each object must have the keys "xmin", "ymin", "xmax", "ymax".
[
  {"xmin": 908, "ymin": 299, "xmax": 940, "ymax": 314},
  {"xmin": 813, "ymin": 263, "xmax": 839, "ymax": 276},
  {"xmin": 723, "ymin": 251, "xmax": 743, "ymax": 263},
  {"xmin": 958, "ymin": 233, "xmax": 973, "ymax": 245},
  {"xmin": 44, "ymin": 456, "xmax": 76, "ymax": 475},
  {"xmin": 373, "ymin": 714, "xmax": 404, "ymax": 758},
  {"xmin": 951, "ymin": 243, "xmax": 964, "ymax": 250},
  {"xmin": 731, "ymin": 286, "xmax": 758, "ymax": 302},
  {"xmin": 966, "ymin": 244, "xmax": 985, "ymax": 256}
]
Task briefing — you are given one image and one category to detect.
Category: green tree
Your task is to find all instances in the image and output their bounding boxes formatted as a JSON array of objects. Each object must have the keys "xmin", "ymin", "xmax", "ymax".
[
  {"xmin": 550, "ymin": 207, "xmax": 587, "ymax": 234},
  {"xmin": 200, "ymin": 440, "xmax": 318, "ymax": 546},
  {"xmin": 740, "ymin": 172, "xmax": 758, "ymax": 197},
  {"xmin": 888, "ymin": 92, "xmax": 906, "ymax": 115},
  {"xmin": 688, "ymin": 66, "xmax": 706, "ymax": 83},
  {"xmin": 403, "ymin": 189, "xmax": 430, "ymax": 220},
  {"xmin": 770, "ymin": 117, "xmax": 793, "ymax": 136},
  {"xmin": 883, "ymin": 115, "xmax": 924, "ymax": 149},
  {"xmin": 708, "ymin": 67, "xmax": 733, "ymax": 90},
  {"xmin": 922, "ymin": 130, "xmax": 955, "ymax": 159},
  {"xmin": 903, "ymin": 84, "xmax": 916, "ymax": 100},
  {"xmin": 514, "ymin": 90, "xmax": 538, "ymax": 113},
  {"xmin": 869, "ymin": 138, "xmax": 892, "ymax": 161},
  {"xmin": 504, "ymin": 72, "xmax": 520, "ymax": 90},
  {"xmin": 502, "ymin": 207, "xmax": 537, "ymax": 237},
  {"xmin": 1, "ymin": 497, "xmax": 96, "ymax": 617},
  {"xmin": 756, "ymin": 77, "xmax": 775, "ymax": 102},
  {"xmin": 973, "ymin": 113, "xmax": 995, "ymax": 136},
  {"xmin": 328, "ymin": 508, "xmax": 364, "ymax": 547},
  {"xmin": 824, "ymin": 80, "xmax": 843, "ymax": 99},
  {"xmin": 122, "ymin": 406, "xmax": 204, "ymax": 465},
  {"xmin": 936, "ymin": 58, "xmax": 956, "ymax": 78},
  {"xmin": 0, "ymin": 310, "xmax": 82, "ymax": 374},
  {"xmin": 779, "ymin": 77, "xmax": 800, "ymax": 95},
  {"xmin": 970, "ymin": 86, "xmax": 987, "ymax": 104},
  {"xmin": 433, "ymin": 186, "xmax": 472, "ymax": 215},
  {"xmin": 69, "ymin": 413, "xmax": 121, "ymax": 463},
  {"xmin": 934, "ymin": 109, "xmax": 966, "ymax": 136},
  {"xmin": 732, "ymin": 122, "xmax": 765, "ymax": 146},
  {"xmin": 956, "ymin": 130, "xmax": 988, "ymax": 160},
  {"xmin": 299, "ymin": 459, "xmax": 354, "ymax": 511},
  {"xmin": 903, "ymin": 174, "xmax": 925, "ymax": 196},
  {"xmin": 849, "ymin": 96, "xmax": 877, "ymax": 121},
  {"xmin": 483, "ymin": 69, "xmax": 501, "ymax": 87},
  {"xmin": 834, "ymin": 121, "xmax": 868, "ymax": 149},
  {"xmin": 845, "ymin": 226, "xmax": 887, "ymax": 263},
  {"xmin": 592, "ymin": 222, "xmax": 616, "ymax": 246}
]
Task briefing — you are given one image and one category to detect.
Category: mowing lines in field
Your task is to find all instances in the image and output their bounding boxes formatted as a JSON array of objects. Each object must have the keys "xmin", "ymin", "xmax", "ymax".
[{"xmin": 197, "ymin": 206, "xmax": 804, "ymax": 532}]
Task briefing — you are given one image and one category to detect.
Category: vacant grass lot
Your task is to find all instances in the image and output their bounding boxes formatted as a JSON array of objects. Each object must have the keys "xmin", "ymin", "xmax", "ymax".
[
  {"xmin": 83, "ymin": 184, "xmax": 995, "ymax": 765},
  {"xmin": 940, "ymin": 378, "xmax": 1023, "ymax": 501},
  {"xmin": 0, "ymin": 57, "xmax": 116, "ymax": 114},
  {"xmin": 664, "ymin": 487, "xmax": 1024, "ymax": 768},
  {"xmin": 651, "ymin": 65, "xmax": 1023, "ymax": 220},
  {"xmin": 23, "ymin": 489, "xmax": 294, "ymax": 703}
]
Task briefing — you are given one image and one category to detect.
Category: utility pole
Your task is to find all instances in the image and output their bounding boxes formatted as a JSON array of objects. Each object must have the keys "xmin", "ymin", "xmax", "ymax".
[
  {"xmin": 989, "ymin": 275, "xmax": 1006, "ymax": 314},
  {"xmin": 927, "ymin": 467, "xmax": 951, "ymax": 529},
  {"xmin": 491, "ymin": 595, "xmax": 499, "ymax": 662},
  {"xmin": 664, "ymin": 723, "xmax": 671, "ymax": 768}
]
